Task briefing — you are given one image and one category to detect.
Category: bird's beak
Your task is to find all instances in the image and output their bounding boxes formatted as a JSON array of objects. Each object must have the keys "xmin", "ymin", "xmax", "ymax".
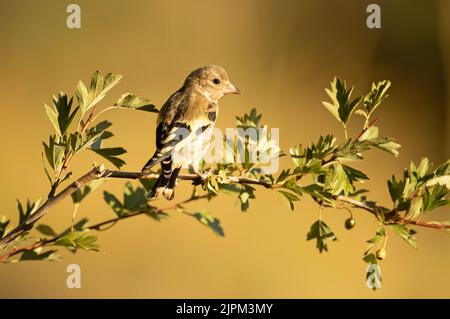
[{"xmin": 227, "ymin": 82, "xmax": 240, "ymax": 94}]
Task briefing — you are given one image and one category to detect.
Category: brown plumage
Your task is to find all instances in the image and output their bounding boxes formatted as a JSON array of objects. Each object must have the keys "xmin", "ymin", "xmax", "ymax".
[{"xmin": 142, "ymin": 65, "xmax": 240, "ymax": 200}]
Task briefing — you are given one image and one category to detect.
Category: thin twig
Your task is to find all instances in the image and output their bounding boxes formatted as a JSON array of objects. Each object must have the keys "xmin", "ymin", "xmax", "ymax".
[
  {"xmin": 0, "ymin": 194, "xmax": 205, "ymax": 262},
  {"xmin": 0, "ymin": 165, "xmax": 107, "ymax": 247},
  {"xmin": 397, "ymin": 217, "xmax": 450, "ymax": 230}
]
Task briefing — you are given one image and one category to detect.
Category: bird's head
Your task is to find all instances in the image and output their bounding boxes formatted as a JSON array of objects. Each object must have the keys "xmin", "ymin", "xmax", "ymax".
[{"xmin": 184, "ymin": 65, "xmax": 240, "ymax": 101}]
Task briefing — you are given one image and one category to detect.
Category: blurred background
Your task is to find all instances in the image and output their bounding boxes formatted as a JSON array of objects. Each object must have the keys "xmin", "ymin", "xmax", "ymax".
[{"xmin": 0, "ymin": 0, "xmax": 449, "ymax": 298}]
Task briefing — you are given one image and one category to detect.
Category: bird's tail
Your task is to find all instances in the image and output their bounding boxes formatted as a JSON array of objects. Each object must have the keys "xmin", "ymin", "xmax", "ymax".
[{"xmin": 143, "ymin": 150, "xmax": 181, "ymax": 201}]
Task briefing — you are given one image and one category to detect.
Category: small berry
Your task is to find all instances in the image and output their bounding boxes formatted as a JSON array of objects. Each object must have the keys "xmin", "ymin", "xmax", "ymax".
[
  {"xmin": 345, "ymin": 218, "xmax": 355, "ymax": 230},
  {"xmin": 376, "ymin": 249, "xmax": 386, "ymax": 260}
]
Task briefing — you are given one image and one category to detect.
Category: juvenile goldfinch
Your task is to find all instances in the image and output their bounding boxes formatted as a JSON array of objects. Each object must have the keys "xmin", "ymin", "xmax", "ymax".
[{"xmin": 142, "ymin": 65, "xmax": 240, "ymax": 200}]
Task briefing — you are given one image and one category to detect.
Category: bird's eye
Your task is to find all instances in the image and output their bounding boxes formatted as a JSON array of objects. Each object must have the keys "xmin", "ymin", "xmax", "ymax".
[{"xmin": 213, "ymin": 78, "xmax": 220, "ymax": 85}]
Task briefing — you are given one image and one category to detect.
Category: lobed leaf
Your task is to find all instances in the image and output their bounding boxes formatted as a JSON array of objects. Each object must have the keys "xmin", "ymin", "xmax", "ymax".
[
  {"xmin": 307, "ymin": 219, "xmax": 337, "ymax": 253},
  {"xmin": 114, "ymin": 93, "xmax": 158, "ymax": 112},
  {"xmin": 76, "ymin": 71, "xmax": 123, "ymax": 114}
]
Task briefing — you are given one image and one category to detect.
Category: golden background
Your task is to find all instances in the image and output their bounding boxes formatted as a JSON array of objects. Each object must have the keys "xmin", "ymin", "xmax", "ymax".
[{"xmin": 0, "ymin": 0, "xmax": 449, "ymax": 298}]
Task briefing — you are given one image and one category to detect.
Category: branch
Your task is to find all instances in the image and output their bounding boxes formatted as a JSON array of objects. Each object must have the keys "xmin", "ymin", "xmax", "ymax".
[
  {"xmin": 397, "ymin": 217, "xmax": 450, "ymax": 230},
  {"xmin": 336, "ymin": 195, "xmax": 376, "ymax": 214},
  {"xmin": 0, "ymin": 207, "xmax": 166, "ymax": 262},
  {"xmin": 0, "ymin": 166, "xmax": 107, "ymax": 247},
  {"xmin": 0, "ymin": 166, "xmax": 268, "ymax": 249},
  {"xmin": 1, "ymin": 166, "xmax": 448, "ymax": 252},
  {"xmin": 336, "ymin": 195, "xmax": 450, "ymax": 230},
  {"xmin": 107, "ymin": 170, "xmax": 273, "ymax": 188},
  {"xmin": 0, "ymin": 192, "xmax": 210, "ymax": 262}
]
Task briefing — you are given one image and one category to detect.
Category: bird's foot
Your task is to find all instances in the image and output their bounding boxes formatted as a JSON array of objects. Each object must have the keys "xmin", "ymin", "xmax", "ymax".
[{"xmin": 163, "ymin": 188, "xmax": 175, "ymax": 200}]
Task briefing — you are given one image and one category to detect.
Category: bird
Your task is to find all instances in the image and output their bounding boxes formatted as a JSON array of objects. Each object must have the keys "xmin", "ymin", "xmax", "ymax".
[{"xmin": 141, "ymin": 65, "xmax": 240, "ymax": 200}]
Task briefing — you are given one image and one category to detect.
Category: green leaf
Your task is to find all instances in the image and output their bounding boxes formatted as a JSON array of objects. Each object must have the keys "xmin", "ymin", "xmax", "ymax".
[
  {"xmin": 44, "ymin": 103, "xmax": 61, "ymax": 135},
  {"xmin": 435, "ymin": 160, "xmax": 450, "ymax": 177},
  {"xmin": 68, "ymin": 132, "xmax": 82, "ymax": 153},
  {"xmin": 53, "ymin": 144, "xmax": 66, "ymax": 174},
  {"xmin": 366, "ymin": 227, "xmax": 386, "ymax": 245},
  {"xmin": 276, "ymin": 169, "xmax": 291, "ymax": 184},
  {"xmin": 55, "ymin": 230, "xmax": 100, "ymax": 252},
  {"xmin": 36, "ymin": 224, "xmax": 57, "ymax": 237},
  {"xmin": 411, "ymin": 157, "xmax": 430, "ymax": 180},
  {"xmin": 76, "ymin": 71, "xmax": 123, "ymax": 114},
  {"xmin": 358, "ymin": 125, "xmax": 379, "ymax": 141},
  {"xmin": 89, "ymin": 121, "xmax": 114, "ymax": 150},
  {"xmin": 406, "ymin": 195, "xmax": 423, "ymax": 220},
  {"xmin": 20, "ymin": 248, "xmax": 60, "ymax": 262},
  {"xmin": 238, "ymin": 185, "xmax": 256, "ymax": 212},
  {"xmin": 69, "ymin": 121, "xmax": 114, "ymax": 153},
  {"xmin": 306, "ymin": 220, "xmax": 337, "ymax": 253},
  {"xmin": 278, "ymin": 190, "xmax": 299, "ymax": 211},
  {"xmin": 42, "ymin": 135, "xmax": 64, "ymax": 172},
  {"xmin": 290, "ymin": 135, "xmax": 336, "ymax": 170},
  {"xmin": 363, "ymin": 253, "xmax": 377, "ymax": 264},
  {"xmin": 422, "ymin": 184, "xmax": 449, "ymax": 212},
  {"xmin": 322, "ymin": 77, "xmax": 361, "ymax": 125},
  {"xmin": 17, "ymin": 199, "xmax": 41, "ymax": 224},
  {"xmin": 282, "ymin": 177, "xmax": 303, "ymax": 195},
  {"xmin": 114, "ymin": 93, "xmax": 158, "ymax": 112},
  {"xmin": 342, "ymin": 165, "xmax": 369, "ymax": 183},
  {"xmin": 364, "ymin": 80, "xmax": 391, "ymax": 116},
  {"xmin": 387, "ymin": 175, "xmax": 406, "ymax": 204},
  {"xmin": 301, "ymin": 184, "xmax": 336, "ymax": 205},
  {"xmin": 0, "ymin": 215, "xmax": 10, "ymax": 239},
  {"xmin": 41, "ymin": 151, "xmax": 52, "ymax": 184},
  {"xmin": 327, "ymin": 163, "xmax": 354, "ymax": 195},
  {"xmin": 390, "ymin": 224, "xmax": 417, "ymax": 249},
  {"xmin": 426, "ymin": 175, "xmax": 450, "ymax": 189},
  {"xmin": 371, "ymin": 137, "xmax": 401, "ymax": 157},
  {"xmin": 75, "ymin": 234, "xmax": 100, "ymax": 251},
  {"xmin": 43, "ymin": 135, "xmax": 57, "ymax": 170},
  {"xmin": 42, "ymin": 135, "xmax": 66, "ymax": 175},
  {"xmin": 63, "ymin": 218, "xmax": 90, "ymax": 234},
  {"xmin": 90, "ymin": 147, "xmax": 127, "ymax": 168},
  {"xmin": 192, "ymin": 210, "xmax": 225, "ymax": 236},
  {"xmin": 80, "ymin": 131, "xmax": 104, "ymax": 152},
  {"xmin": 50, "ymin": 92, "xmax": 79, "ymax": 135},
  {"xmin": 236, "ymin": 108, "xmax": 262, "ymax": 129},
  {"xmin": 75, "ymin": 80, "xmax": 89, "ymax": 114}
]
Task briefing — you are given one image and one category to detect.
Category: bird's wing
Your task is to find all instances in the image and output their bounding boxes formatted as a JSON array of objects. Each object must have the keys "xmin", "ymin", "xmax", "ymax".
[
  {"xmin": 142, "ymin": 88, "xmax": 216, "ymax": 172},
  {"xmin": 142, "ymin": 90, "xmax": 195, "ymax": 172},
  {"xmin": 141, "ymin": 117, "xmax": 193, "ymax": 172}
]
